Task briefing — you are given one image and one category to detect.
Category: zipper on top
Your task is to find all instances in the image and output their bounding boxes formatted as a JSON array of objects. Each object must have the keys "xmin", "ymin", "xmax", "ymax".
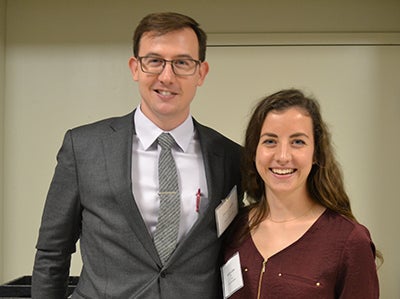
[{"xmin": 257, "ymin": 260, "xmax": 267, "ymax": 299}]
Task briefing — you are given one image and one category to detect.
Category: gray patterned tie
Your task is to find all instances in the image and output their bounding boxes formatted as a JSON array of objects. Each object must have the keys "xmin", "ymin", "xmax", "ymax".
[{"xmin": 154, "ymin": 133, "xmax": 181, "ymax": 264}]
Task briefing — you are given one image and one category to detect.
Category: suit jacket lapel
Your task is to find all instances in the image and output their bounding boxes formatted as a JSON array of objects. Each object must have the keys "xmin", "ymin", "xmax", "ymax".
[
  {"xmin": 195, "ymin": 119, "xmax": 226, "ymax": 203},
  {"xmin": 167, "ymin": 120, "xmax": 228, "ymax": 265},
  {"xmin": 102, "ymin": 111, "xmax": 160, "ymax": 262}
]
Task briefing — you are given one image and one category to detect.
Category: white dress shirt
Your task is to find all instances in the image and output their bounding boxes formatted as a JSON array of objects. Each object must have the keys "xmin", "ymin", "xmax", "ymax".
[{"xmin": 131, "ymin": 107, "xmax": 208, "ymax": 242}]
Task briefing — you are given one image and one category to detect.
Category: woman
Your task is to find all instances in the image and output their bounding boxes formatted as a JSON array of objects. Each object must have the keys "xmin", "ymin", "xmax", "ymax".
[{"xmin": 224, "ymin": 89, "xmax": 380, "ymax": 298}]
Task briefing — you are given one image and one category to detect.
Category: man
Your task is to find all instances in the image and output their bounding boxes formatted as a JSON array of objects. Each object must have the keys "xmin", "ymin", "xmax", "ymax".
[{"xmin": 32, "ymin": 12, "xmax": 241, "ymax": 298}]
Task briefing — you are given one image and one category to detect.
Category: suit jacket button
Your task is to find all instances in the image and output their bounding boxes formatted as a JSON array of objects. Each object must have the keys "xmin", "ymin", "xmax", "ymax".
[{"xmin": 160, "ymin": 271, "xmax": 166, "ymax": 278}]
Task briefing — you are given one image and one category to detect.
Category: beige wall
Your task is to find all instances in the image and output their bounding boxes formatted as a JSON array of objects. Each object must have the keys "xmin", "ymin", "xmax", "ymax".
[
  {"xmin": 0, "ymin": 0, "xmax": 6, "ymax": 283},
  {"xmin": 1, "ymin": 0, "xmax": 400, "ymax": 297}
]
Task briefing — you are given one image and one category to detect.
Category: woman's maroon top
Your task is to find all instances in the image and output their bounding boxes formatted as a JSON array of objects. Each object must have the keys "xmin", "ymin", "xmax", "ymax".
[{"xmin": 224, "ymin": 209, "xmax": 379, "ymax": 299}]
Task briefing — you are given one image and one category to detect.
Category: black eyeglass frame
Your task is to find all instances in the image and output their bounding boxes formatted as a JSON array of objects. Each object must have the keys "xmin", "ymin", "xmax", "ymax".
[{"xmin": 137, "ymin": 56, "xmax": 202, "ymax": 76}]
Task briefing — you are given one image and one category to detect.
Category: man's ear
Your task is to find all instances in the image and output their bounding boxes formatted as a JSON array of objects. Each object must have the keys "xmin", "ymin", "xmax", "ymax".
[
  {"xmin": 128, "ymin": 56, "xmax": 139, "ymax": 81},
  {"xmin": 197, "ymin": 61, "xmax": 209, "ymax": 86}
]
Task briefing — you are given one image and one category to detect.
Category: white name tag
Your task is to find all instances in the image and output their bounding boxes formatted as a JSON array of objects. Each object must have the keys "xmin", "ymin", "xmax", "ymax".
[
  {"xmin": 221, "ymin": 252, "xmax": 244, "ymax": 298},
  {"xmin": 215, "ymin": 185, "xmax": 238, "ymax": 237}
]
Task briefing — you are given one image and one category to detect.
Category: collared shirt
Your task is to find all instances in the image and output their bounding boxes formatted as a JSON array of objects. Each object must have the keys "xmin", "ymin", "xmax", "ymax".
[{"xmin": 131, "ymin": 107, "xmax": 208, "ymax": 242}]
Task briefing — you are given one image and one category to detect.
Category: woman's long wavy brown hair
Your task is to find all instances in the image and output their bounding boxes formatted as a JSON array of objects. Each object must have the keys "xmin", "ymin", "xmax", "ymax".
[{"xmin": 235, "ymin": 88, "xmax": 383, "ymax": 264}]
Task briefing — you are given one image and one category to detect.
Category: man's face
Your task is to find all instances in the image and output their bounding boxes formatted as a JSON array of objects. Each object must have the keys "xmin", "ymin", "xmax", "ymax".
[{"xmin": 129, "ymin": 28, "xmax": 209, "ymax": 130}]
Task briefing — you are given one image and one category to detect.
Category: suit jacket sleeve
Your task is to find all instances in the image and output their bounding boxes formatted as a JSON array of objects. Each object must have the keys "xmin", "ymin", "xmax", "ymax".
[{"xmin": 32, "ymin": 130, "xmax": 82, "ymax": 299}]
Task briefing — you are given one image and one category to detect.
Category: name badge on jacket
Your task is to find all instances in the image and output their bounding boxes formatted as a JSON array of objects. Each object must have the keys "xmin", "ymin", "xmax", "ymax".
[{"xmin": 215, "ymin": 185, "xmax": 238, "ymax": 237}]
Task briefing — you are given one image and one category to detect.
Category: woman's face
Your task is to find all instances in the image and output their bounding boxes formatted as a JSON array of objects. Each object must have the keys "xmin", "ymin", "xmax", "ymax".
[{"xmin": 255, "ymin": 107, "xmax": 315, "ymax": 197}]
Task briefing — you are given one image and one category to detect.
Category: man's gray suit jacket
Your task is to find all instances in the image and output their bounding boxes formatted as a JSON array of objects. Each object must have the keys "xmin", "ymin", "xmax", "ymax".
[{"xmin": 32, "ymin": 111, "xmax": 242, "ymax": 299}]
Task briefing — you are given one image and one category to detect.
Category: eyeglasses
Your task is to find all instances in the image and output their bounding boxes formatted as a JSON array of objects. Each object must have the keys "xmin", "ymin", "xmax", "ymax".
[{"xmin": 138, "ymin": 56, "xmax": 201, "ymax": 76}]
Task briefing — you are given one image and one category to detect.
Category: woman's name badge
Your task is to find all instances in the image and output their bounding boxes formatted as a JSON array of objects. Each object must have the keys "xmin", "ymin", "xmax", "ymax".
[
  {"xmin": 215, "ymin": 185, "xmax": 238, "ymax": 237},
  {"xmin": 221, "ymin": 252, "xmax": 244, "ymax": 298}
]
